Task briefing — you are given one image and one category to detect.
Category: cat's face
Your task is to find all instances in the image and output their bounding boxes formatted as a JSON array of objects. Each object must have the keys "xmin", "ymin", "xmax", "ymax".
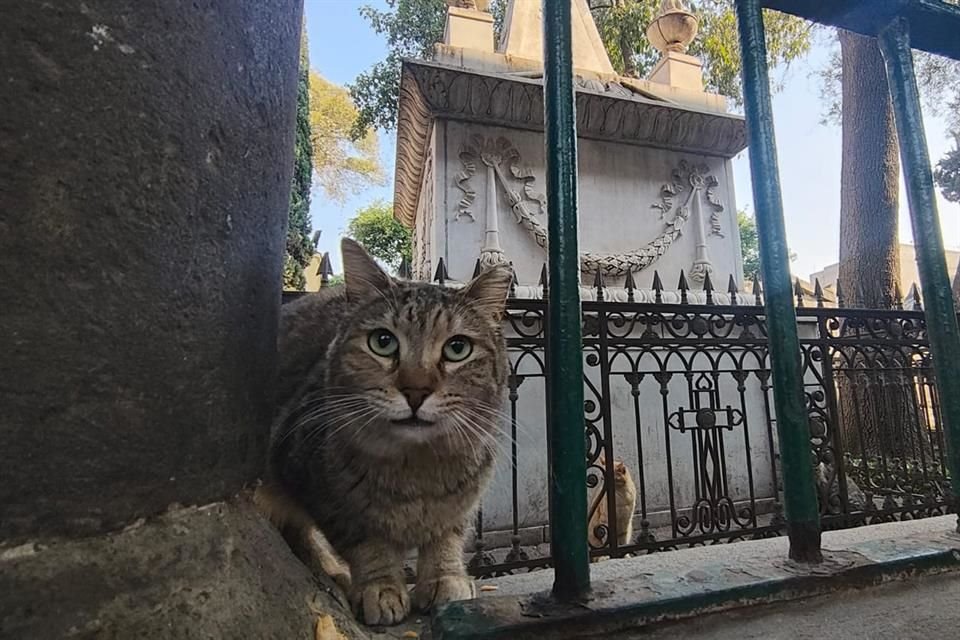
[
  {"xmin": 326, "ymin": 239, "xmax": 511, "ymax": 455},
  {"xmin": 613, "ymin": 460, "xmax": 628, "ymax": 486}
]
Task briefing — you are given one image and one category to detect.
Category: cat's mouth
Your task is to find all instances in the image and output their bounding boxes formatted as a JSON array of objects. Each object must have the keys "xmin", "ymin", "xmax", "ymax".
[{"xmin": 391, "ymin": 417, "xmax": 435, "ymax": 427}]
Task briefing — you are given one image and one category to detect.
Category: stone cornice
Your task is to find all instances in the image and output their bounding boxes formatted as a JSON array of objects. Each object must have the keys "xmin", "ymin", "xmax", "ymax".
[{"xmin": 394, "ymin": 59, "xmax": 747, "ymax": 228}]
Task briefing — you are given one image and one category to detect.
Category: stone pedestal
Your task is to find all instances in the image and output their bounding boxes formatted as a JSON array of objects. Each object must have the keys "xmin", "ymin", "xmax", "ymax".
[
  {"xmin": 0, "ymin": 1, "xmax": 343, "ymax": 636},
  {"xmin": 648, "ymin": 51, "xmax": 705, "ymax": 91},
  {"xmin": 444, "ymin": 6, "xmax": 495, "ymax": 51}
]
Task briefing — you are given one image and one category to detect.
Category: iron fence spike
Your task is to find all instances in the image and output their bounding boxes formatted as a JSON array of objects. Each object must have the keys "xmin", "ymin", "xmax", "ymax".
[
  {"xmin": 752, "ymin": 272, "xmax": 763, "ymax": 306},
  {"xmin": 593, "ymin": 270, "xmax": 604, "ymax": 301},
  {"xmin": 434, "ymin": 258, "xmax": 448, "ymax": 285},
  {"xmin": 624, "ymin": 271, "xmax": 636, "ymax": 302},
  {"xmin": 727, "ymin": 274, "xmax": 738, "ymax": 306},
  {"xmin": 652, "ymin": 270, "xmax": 663, "ymax": 304}
]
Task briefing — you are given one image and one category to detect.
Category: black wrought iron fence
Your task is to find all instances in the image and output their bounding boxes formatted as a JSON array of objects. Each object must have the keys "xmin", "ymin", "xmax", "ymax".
[
  {"xmin": 460, "ymin": 276, "xmax": 953, "ymax": 577},
  {"xmin": 281, "ymin": 275, "xmax": 954, "ymax": 579}
]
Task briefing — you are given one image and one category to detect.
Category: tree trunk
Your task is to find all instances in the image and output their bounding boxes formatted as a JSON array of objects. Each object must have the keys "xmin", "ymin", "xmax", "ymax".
[
  {"xmin": 620, "ymin": 31, "xmax": 638, "ymax": 77},
  {"xmin": 838, "ymin": 30, "xmax": 900, "ymax": 310},
  {"xmin": 615, "ymin": 0, "xmax": 637, "ymax": 77},
  {"xmin": 953, "ymin": 260, "xmax": 960, "ymax": 306},
  {"xmin": 835, "ymin": 31, "xmax": 925, "ymax": 471}
]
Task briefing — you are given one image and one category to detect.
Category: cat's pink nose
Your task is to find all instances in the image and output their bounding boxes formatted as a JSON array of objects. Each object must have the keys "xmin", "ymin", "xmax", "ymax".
[{"xmin": 401, "ymin": 388, "xmax": 431, "ymax": 413}]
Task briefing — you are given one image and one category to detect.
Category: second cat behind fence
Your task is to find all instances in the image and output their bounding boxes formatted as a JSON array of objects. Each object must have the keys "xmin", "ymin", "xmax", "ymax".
[
  {"xmin": 587, "ymin": 457, "xmax": 638, "ymax": 552},
  {"xmin": 257, "ymin": 238, "xmax": 513, "ymax": 626}
]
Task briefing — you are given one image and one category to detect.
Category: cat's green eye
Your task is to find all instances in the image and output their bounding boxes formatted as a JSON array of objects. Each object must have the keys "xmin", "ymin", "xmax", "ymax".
[
  {"xmin": 442, "ymin": 335, "xmax": 473, "ymax": 362},
  {"xmin": 368, "ymin": 329, "xmax": 399, "ymax": 357}
]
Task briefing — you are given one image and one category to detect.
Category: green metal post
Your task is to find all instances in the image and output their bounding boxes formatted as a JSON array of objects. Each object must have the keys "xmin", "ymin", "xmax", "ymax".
[
  {"xmin": 542, "ymin": 0, "xmax": 591, "ymax": 599},
  {"xmin": 734, "ymin": 0, "xmax": 822, "ymax": 562},
  {"xmin": 879, "ymin": 18, "xmax": 960, "ymax": 532}
]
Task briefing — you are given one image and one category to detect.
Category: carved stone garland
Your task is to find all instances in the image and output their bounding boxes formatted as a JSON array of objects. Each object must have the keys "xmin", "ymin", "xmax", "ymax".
[
  {"xmin": 653, "ymin": 160, "xmax": 725, "ymax": 282},
  {"xmin": 456, "ymin": 135, "xmax": 547, "ymax": 269},
  {"xmin": 456, "ymin": 136, "xmax": 725, "ymax": 278}
]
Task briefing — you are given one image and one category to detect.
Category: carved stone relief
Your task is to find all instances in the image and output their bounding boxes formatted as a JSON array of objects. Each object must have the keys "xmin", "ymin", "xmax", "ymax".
[
  {"xmin": 457, "ymin": 135, "xmax": 546, "ymax": 269},
  {"xmin": 656, "ymin": 160, "xmax": 725, "ymax": 282},
  {"xmin": 453, "ymin": 149, "xmax": 726, "ymax": 278}
]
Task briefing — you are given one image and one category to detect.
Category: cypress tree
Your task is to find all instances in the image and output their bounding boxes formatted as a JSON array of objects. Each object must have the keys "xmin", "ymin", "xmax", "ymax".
[{"xmin": 283, "ymin": 27, "xmax": 314, "ymax": 291}]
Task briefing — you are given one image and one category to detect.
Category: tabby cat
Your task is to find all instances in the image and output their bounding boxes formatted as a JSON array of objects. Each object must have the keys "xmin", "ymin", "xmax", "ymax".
[
  {"xmin": 260, "ymin": 238, "xmax": 512, "ymax": 626},
  {"xmin": 587, "ymin": 458, "xmax": 638, "ymax": 549}
]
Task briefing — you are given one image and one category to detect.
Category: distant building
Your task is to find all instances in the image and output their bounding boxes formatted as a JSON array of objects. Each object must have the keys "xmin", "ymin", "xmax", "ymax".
[
  {"xmin": 809, "ymin": 243, "xmax": 960, "ymax": 300},
  {"xmin": 303, "ymin": 253, "xmax": 324, "ymax": 292}
]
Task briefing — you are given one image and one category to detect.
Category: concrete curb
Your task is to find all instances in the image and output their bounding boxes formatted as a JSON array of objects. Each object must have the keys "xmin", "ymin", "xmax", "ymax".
[{"xmin": 432, "ymin": 518, "xmax": 960, "ymax": 639}]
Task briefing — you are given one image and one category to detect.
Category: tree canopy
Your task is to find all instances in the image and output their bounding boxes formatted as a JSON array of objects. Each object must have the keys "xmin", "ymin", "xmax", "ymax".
[
  {"xmin": 350, "ymin": 0, "xmax": 813, "ymax": 135},
  {"xmin": 590, "ymin": 0, "xmax": 812, "ymax": 103},
  {"xmin": 350, "ymin": 0, "xmax": 450, "ymax": 137},
  {"xmin": 935, "ymin": 134, "xmax": 960, "ymax": 204},
  {"xmin": 310, "ymin": 72, "xmax": 386, "ymax": 201},
  {"xmin": 346, "ymin": 201, "xmax": 413, "ymax": 272},
  {"xmin": 737, "ymin": 210, "xmax": 760, "ymax": 278}
]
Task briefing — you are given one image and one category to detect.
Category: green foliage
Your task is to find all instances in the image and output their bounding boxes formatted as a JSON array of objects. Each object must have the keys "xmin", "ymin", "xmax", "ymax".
[
  {"xmin": 349, "ymin": 0, "xmax": 450, "ymax": 137},
  {"xmin": 346, "ymin": 201, "xmax": 414, "ymax": 272},
  {"xmin": 818, "ymin": 35, "xmax": 960, "ymax": 129},
  {"xmin": 285, "ymin": 28, "xmax": 314, "ymax": 292},
  {"xmin": 592, "ymin": 1, "xmax": 813, "ymax": 103},
  {"xmin": 936, "ymin": 133, "xmax": 960, "ymax": 203},
  {"xmin": 310, "ymin": 72, "xmax": 385, "ymax": 200},
  {"xmin": 737, "ymin": 210, "xmax": 761, "ymax": 278}
]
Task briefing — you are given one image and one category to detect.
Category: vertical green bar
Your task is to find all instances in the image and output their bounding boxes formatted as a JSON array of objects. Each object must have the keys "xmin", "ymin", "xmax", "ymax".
[
  {"xmin": 879, "ymin": 18, "xmax": 960, "ymax": 532},
  {"xmin": 734, "ymin": 0, "xmax": 822, "ymax": 562},
  {"xmin": 542, "ymin": 0, "xmax": 590, "ymax": 598}
]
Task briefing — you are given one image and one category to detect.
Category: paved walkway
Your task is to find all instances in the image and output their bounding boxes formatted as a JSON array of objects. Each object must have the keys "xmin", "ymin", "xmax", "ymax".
[{"xmin": 610, "ymin": 570, "xmax": 960, "ymax": 640}]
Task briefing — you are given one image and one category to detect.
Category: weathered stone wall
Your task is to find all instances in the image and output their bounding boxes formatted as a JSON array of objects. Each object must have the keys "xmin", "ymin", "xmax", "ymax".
[
  {"xmin": 0, "ymin": 3, "xmax": 363, "ymax": 637},
  {"xmin": 0, "ymin": 0, "xmax": 299, "ymax": 542}
]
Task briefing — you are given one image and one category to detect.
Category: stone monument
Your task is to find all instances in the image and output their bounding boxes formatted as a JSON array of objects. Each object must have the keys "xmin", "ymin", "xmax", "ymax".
[{"xmin": 396, "ymin": 0, "xmax": 747, "ymax": 301}]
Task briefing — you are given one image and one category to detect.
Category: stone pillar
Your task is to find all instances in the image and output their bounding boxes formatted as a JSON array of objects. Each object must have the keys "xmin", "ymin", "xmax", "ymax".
[
  {"xmin": 0, "ymin": 0, "xmax": 294, "ymax": 542},
  {"xmin": 0, "ymin": 2, "xmax": 362, "ymax": 637}
]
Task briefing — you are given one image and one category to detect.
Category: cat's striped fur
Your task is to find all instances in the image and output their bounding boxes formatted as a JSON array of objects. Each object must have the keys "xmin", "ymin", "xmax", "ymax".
[{"xmin": 259, "ymin": 239, "xmax": 511, "ymax": 626}]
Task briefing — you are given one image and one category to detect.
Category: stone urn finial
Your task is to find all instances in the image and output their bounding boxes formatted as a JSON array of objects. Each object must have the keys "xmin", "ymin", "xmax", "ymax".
[
  {"xmin": 646, "ymin": 0, "xmax": 699, "ymax": 54},
  {"xmin": 445, "ymin": 0, "xmax": 490, "ymax": 11}
]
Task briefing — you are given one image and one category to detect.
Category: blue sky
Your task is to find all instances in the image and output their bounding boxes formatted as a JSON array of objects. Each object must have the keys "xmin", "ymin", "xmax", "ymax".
[{"xmin": 303, "ymin": 1, "xmax": 960, "ymax": 280}]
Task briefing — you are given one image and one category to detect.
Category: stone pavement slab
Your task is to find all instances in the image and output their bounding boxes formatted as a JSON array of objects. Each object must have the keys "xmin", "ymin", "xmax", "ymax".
[
  {"xmin": 608, "ymin": 570, "xmax": 960, "ymax": 640},
  {"xmin": 432, "ymin": 516, "xmax": 960, "ymax": 639}
]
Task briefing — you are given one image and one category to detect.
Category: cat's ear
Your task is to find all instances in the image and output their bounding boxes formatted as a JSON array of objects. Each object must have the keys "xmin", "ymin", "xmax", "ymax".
[
  {"xmin": 460, "ymin": 264, "xmax": 512, "ymax": 320},
  {"xmin": 341, "ymin": 238, "xmax": 394, "ymax": 302}
]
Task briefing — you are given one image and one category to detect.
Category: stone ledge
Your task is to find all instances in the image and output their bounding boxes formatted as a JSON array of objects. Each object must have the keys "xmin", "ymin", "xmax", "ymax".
[
  {"xmin": 432, "ymin": 516, "xmax": 960, "ymax": 639},
  {"xmin": 0, "ymin": 494, "xmax": 366, "ymax": 640}
]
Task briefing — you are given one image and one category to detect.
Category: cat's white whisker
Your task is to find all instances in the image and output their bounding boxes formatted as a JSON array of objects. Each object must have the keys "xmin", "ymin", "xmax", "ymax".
[
  {"xmin": 457, "ymin": 403, "xmax": 540, "ymax": 446},
  {"xmin": 456, "ymin": 407, "xmax": 528, "ymax": 453},
  {"xmin": 449, "ymin": 411, "xmax": 511, "ymax": 465},
  {"xmin": 312, "ymin": 407, "xmax": 381, "ymax": 444},
  {"xmin": 275, "ymin": 398, "xmax": 372, "ymax": 448}
]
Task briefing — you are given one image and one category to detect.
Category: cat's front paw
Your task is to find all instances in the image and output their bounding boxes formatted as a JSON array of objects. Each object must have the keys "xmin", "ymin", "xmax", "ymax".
[
  {"xmin": 413, "ymin": 575, "xmax": 476, "ymax": 612},
  {"xmin": 350, "ymin": 578, "xmax": 411, "ymax": 626}
]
